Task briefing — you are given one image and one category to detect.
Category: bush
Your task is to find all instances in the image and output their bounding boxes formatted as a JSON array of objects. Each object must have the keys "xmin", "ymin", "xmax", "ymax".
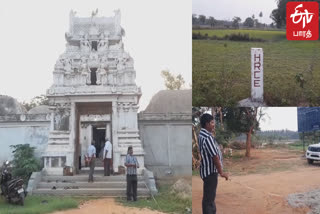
[
  {"xmin": 230, "ymin": 141, "xmax": 246, "ymax": 150},
  {"xmin": 192, "ymin": 32, "xmax": 265, "ymax": 42},
  {"xmin": 10, "ymin": 144, "xmax": 41, "ymax": 182}
]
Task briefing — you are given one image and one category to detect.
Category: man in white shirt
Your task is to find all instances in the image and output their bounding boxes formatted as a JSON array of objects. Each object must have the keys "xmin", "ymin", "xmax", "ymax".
[
  {"xmin": 103, "ymin": 138, "xmax": 112, "ymax": 176},
  {"xmin": 87, "ymin": 140, "xmax": 96, "ymax": 182}
]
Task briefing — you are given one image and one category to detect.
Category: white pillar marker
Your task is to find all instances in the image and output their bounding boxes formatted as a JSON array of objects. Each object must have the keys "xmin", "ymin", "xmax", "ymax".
[{"xmin": 251, "ymin": 48, "xmax": 263, "ymax": 102}]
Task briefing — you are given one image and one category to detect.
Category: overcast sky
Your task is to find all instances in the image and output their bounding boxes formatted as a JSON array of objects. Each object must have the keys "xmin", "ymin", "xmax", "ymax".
[
  {"xmin": 0, "ymin": 0, "xmax": 191, "ymax": 111},
  {"xmin": 260, "ymin": 107, "xmax": 297, "ymax": 131},
  {"xmin": 193, "ymin": 0, "xmax": 278, "ymax": 24}
]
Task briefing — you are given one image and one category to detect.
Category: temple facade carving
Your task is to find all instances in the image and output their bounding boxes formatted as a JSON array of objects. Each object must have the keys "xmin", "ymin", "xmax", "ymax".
[{"xmin": 43, "ymin": 10, "xmax": 144, "ymax": 175}]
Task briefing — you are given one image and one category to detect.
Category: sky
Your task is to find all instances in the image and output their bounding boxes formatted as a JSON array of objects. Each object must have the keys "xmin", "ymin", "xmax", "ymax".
[
  {"xmin": 260, "ymin": 107, "xmax": 298, "ymax": 131},
  {"xmin": 0, "ymin": 0, "xmax": 191, "ymax": 111},
  {"xmin": 192, "ymin": 0, "xmax": 278, "ymax": 24}
]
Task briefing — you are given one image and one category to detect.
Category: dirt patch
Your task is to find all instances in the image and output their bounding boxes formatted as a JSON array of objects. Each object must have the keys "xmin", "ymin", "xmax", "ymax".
[
  {"xmin": 51, "ymin": 198, "xmax": 166, "ymax": 214},
  {"xmin": 193, "ymin": 148, "xmax": 320, "ymax": 214},
  {"xmin": 224, "ymin": 148, "xmax": 308, "ymax": 176}
]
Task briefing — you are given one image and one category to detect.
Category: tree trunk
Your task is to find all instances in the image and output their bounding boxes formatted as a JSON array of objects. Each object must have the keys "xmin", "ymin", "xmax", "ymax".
[
  {"xmin": 245, "ymin": 128, "xmax": 253, "ymax": 157},
  {"xmin": 192, "ymin": 125, "xmax": 201, "ymax": 169},
  {"xmin": 211, "ymin": 107, "xmax": 216, "ymax": 136},
  {"xmin": 217, "ymin": 107, "xmax": 224, "ymax": 130}
]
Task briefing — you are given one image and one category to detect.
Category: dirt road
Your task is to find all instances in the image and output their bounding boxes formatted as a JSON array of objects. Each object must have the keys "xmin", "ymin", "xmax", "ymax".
[
  {"xmin": 192, "ymin": 148, "xmax": 320, "ymax": 214},
  {"xmin": 51, "ymin": 198, "xmax": 166, "ymax": 214},
  {"xmin": 192, "ymin": 168, "xmax": 320, "ymax": 214}
]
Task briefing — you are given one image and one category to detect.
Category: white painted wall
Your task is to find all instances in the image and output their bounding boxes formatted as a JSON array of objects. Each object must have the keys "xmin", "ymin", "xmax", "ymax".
[{"xmin": 0, "ymin": 125, "xmax": 50, "ymax": 163}]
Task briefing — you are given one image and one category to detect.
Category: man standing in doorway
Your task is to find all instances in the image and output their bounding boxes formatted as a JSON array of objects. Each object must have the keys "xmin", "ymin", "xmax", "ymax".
[
  {"xmin": 87, "ymin": 140, "xmax": 96, "ymax": 182},
  {"xmin": 199, "ymin": 113, "xmax": 229, "ymax": 214},
  {"xmin": 103, "ymin": 138, "xmax": 112, "ymax": 176},
  {"xmin": 125, "ymin": 146, "xmax": 139, "ymax": 201}
]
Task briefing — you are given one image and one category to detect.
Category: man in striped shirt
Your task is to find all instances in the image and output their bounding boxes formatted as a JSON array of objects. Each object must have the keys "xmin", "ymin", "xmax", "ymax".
[
  {"xmin": 199, "ymin": 113, "xmax": 228, "ymax": 214},
  {"xmin": 125, "ymin": 146, "xmax": 139, "ymax": 201}
]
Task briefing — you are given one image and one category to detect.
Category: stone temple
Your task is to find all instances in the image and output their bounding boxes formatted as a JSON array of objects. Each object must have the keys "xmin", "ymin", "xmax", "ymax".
[
  {"xmin": 0, "ymin": 10, "xmax": 191, "ymax": 196},
  {"xmin": 44, "ymin": 10, "xmax": 144, "ymax": 175}
]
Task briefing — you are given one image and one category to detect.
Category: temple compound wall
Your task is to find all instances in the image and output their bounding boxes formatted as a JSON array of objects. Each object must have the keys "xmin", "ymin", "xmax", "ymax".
[
  {"xmin": 0, "ymin": 90, "xmax": 191, "ymax": 179},
  {"xmin": 139, "ymin": 90, "xmax": 191, "ymax": 178}
]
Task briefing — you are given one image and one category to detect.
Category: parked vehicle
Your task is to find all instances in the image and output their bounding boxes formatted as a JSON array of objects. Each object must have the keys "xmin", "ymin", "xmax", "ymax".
[
  {"xmin": 306, "ymin": 143, "xmax": 320, "ymax": 164},
  {"xmin": 0, "ymin": 161, "xmax": 26, "ymax": 205}
]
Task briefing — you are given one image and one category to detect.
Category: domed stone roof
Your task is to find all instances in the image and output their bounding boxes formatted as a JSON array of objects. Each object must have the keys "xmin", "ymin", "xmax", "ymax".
[
  {"xmin": 0, "ymin": 95, "xmax": 27, "ymax": 115},
  {"xmin": 144, "ymin": 89, "xmax": 191, "ymax": 114},
  {"xmin": 28, "ymin": 105, "xmax": 51, "ymax": 114}
]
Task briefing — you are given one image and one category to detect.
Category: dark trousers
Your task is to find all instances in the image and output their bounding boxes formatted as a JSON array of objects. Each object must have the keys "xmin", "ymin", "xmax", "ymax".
[
  {"xmin": 88, "ymin": 158, "xmax": 95, "ymax": 182},
  {"xmin": 202, "ymin": 173, "xmax": 218, "ymax": 214},
  {"xmin": 126, "ymin": 174, "xmax": 137, "ymax": 200},
  {"xmin": 104, "ymin": 158, "xmax": 111, "ymax": 176}
]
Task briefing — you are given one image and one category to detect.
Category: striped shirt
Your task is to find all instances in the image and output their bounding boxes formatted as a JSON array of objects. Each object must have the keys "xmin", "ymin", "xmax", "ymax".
[
  {"xmin": 125, "ymin": 154, "xmax": 139, "ymax": 175},
  {"xmin": 198, "ymin": 128, "xmax": 223, "ymax": 179}
]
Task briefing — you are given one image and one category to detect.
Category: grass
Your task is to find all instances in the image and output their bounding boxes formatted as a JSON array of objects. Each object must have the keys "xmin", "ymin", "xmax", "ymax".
[
  {"xmin": 288, "ymin": 142, "xmax": 305, "ymax": 151},
  {"xmin": 193, "ymin": 29, "xmax": 320, "ymax": 106},
  {"xmin": 193, "ymin": 29, "xmax": 286, "ymax": 41},
  {"xmin": 192, "ymin": 170, "xmax": 199, "ymax": 176},
  {"xmin": 0, "ymin": 195, "xmax": 82, "ymax": 214},
  {"xmin": 118, "ymin": 185, "xmax": 191, "ymax": 214}
]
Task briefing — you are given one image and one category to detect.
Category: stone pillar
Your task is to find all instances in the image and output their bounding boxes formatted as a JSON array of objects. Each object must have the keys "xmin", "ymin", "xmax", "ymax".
[
  {"xmin": 69, "ymin": 102, "xmax": 76, "ymax": 169},
  {"xmin": 106, "ymin": 123, "xmax": 111, "ymax": 140},
  {"xmin": 251, "ymin": 48, "xmax": 263, "ymax": 102},
  {"xmin": 132, "ymin": 105, "xmax": 139, "ymax": 130},
  {"xmin": 112, "ymin": 101, "xmax": 119, "ymax": 173},
  {"xmin": 49, "ymin": 107, "xmax": 55, "ymax": 131}
]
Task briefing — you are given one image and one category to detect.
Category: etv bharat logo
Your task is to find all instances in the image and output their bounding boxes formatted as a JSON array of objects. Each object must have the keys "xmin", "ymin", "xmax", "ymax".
[{"xmin": 287, "ymin": 2, "xmax": 319, "ymax": 40}]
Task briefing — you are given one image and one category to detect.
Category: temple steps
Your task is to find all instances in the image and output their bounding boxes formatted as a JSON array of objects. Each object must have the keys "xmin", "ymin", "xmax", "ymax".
[
  {"xmin": 41, "ymin": 175, "xmax": 144, "ymax": 182},
  {"xmin": 32, "ymin": 188, "xmax": 150, "ymax": 197},
  {"xmin": 33, "ymin": 174, "xmax": 150, "ymax": 197},
  {"xmin": 118, "ymin": 139, "xmax": 141, "ymax": 144},
  {"xmin": 37, "ymin": 181, "xmax": 146, "ymax": 189}
]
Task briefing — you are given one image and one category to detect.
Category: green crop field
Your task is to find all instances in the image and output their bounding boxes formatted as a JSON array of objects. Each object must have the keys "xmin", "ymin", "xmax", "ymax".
[{"xmin": 192, "ymin": 29, "xmax": 320, "ymax": 106}]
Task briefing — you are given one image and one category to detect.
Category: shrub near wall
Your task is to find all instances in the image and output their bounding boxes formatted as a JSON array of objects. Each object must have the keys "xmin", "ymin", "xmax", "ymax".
[{"xmin": 10, "ymin": 144, "xmax": 41, "ymax": 182}]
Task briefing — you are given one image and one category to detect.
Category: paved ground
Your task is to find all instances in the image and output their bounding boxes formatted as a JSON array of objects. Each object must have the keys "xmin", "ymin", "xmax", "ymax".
[
  {"xmin": 51, "ymin": 198, "xmax": 166, "ymax": 214},
  {"xmin": 192, "ymin": 148, "xmax": 320, "ymax": 214}
]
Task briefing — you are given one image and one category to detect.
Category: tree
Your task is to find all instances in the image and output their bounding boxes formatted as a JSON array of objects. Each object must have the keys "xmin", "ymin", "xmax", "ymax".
[
  {"xmin": 270, "ymin": 8, "xmax": 284, "ymax": 28},
  {"xmin": 259, "ymin": 11, "xmax": 263, "ymax": 27},
  {"xmin": 192, "ymin": 14, "xmax": 198, "ymax": 25},
  {"xmin": 259, "ymin": 11, "xmax": 263, "ymax": 18},
  {"xmin": 224, "ymin": 107, "xmax": 264, "ymax": 157},
  {"xmin": 232, "ymin": 16, "xmax": 241, "ymax": 29},
  {"xmin": 199, "ymin": 15, "xmax": 206, "ymax": 25},
  {"xmin": 161, "ymin": 70, "xmax": 185, "ymax": 90},
  {"xmin": 270, "ymin": 0, "xmax": 320, "ymax": 29},
  {"xmin": 243, "ymin": 17, "xmax": 254, "ymax": 27},
  {"xmin": 21, "ymin": 94, "xmax": 49, "ymax": 111},
  {"xmin": 208, "ymin": 16, "xmax": 215, "ymax": 28}
]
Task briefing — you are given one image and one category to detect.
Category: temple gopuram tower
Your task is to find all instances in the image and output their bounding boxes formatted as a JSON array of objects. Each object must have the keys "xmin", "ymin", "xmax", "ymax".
[{"xmin": 43, "ymin": 10, "xmax": 144, "ymax": 175}]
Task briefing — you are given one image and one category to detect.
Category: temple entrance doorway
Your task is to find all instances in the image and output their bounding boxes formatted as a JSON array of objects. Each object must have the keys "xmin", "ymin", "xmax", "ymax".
[
  {"xmin": 75, "ymin": 102, "xmax": 112, "ymax": 174},
  {"xmin": 92, "ymin": 126, "xmax": 106, "ymax": 159}
]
